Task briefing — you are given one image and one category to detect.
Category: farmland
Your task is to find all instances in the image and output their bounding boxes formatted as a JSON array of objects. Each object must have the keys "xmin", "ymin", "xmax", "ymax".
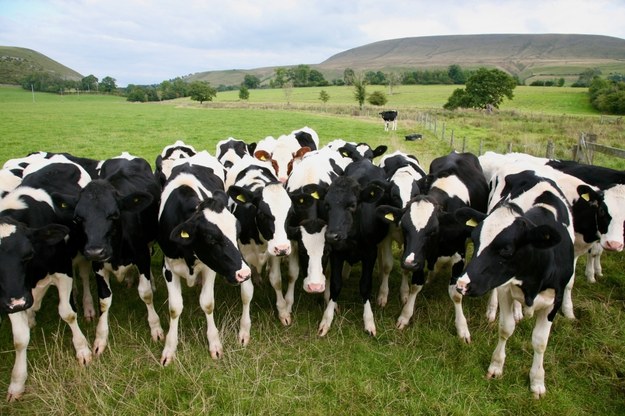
[{"xmin": 0, "ymin": 85, "xmax": 624, "ymax": 415}]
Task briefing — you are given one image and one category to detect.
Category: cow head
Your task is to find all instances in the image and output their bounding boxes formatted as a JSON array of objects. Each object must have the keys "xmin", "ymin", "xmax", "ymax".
[
  {"xmin": 571, "ymin": 185, "xmax": 608, "ymax": 245},
  {"xmin": 599, "ymin": 184, "xmax": 625, "ymax": 252},
  {"xmin": 169, "ymin": 194, "xmax": 251, "ymax": 285},
  {"xmin": 454, "ymin": 205, "xmax": 562, "ymax": 298},
  {"xmin": 228, "ymin": 182, "xmax": 292, "ymax": 256},
  {"xmin": 74, "ymin": 180, "xmax": 153, "ymax": 261},
  {"xmin": 0, "ymin": 218, "xmax": 68, "ymax": 313}
]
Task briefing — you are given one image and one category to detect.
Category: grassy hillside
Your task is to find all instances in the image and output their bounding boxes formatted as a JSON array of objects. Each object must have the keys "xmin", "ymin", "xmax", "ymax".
[{"xmin": 0, "ymin": 46, "xmax": 83, "ymax": 85}]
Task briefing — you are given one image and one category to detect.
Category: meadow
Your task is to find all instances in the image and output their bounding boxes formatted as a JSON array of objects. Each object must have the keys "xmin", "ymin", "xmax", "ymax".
[{"xmin": 0, "ymin": 85, "xmax": 624, "ymax": 415}]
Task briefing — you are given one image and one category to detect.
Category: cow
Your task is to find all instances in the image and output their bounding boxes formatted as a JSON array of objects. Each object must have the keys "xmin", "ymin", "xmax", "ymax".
[
  {"xmin": 326, "ymin": 140, "xmax": 388, "ymax": 162},
  {"xmin": 226, "ymin": 155, "xmax": 294, "ymax": 325},
  {"xmin": 0, "ymin": 160, "xmax": 95, "ymax": 401},
  {"xmin": 375, "ymin": 151, "xmax": 426, "ymax": 307},
  {"xmin": 455, "ymin": 169, "xmax": 576, "ymax": 399},
  {"xmin": 254, "ymin": 134, "xmax": 312, "ymax": 183},
  {"xmin": 380, "ymin": 110, "xmax": 398, "ymax": 131},
  {"xmin": 215, "ymin": 137, "xmax": 257, "ymax": 170},
  {"xmin": 318, "ymin": 146, "xmax": 389, "ymax": 336},
  {"xmin": 376, "ymin": 151, "xmax": 488, "ymax": 341},
  {"xmin": 72, "ymin": 152, "xmax": 163, "ymax": 355},
  {"xmin": 154, "ymin": 140, "xmax": 197, "ymax": 186},
  {"xmin": 157, "ymin": 150, "xmax": 251, "ymax": 364}
]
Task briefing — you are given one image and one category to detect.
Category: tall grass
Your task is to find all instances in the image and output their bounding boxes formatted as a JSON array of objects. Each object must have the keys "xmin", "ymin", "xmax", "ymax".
[{"xmin": 0, "ymin": 85, "xmax": 624, "ymax": 415}]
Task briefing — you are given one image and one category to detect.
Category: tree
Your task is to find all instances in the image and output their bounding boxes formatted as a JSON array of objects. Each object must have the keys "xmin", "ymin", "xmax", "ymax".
[
  {"xmin": 81, "ymin": 74, "xmax": 98, "ymax": 92},
  {"xmin": 271, "ymin": 67, "xmax": 288, "ymax": 88},
  {"xmin": 343, "ymin": 68, "xmax": 355, "ymax": 86},
  {"xmin": 444, "ymin": 68, "xmax": 516, "ymax": 110},
  {"xmin": 319, "ymin": 90, "xmax": 330, "ymax": 105},
  {"xmin": 188, "ymin": 80, "xmax": 216, "ymax": 104},
  {"xmin": 448, "ymin": 64, "xmax": 466, "ymax": 84},
  {"xmin": 126, "ymin": 86, "xmax": 147, "ymax": 102},
  {"xmin": 100, "ymin": 76, "xmax": 117, "ymax": 93},
  {"xmin": 243, "ymin": 74, "xmax": 260, "ymax": 89},
  {"xmin": 239, "ymin": 85, "xmax": 250, "ymax": 100},
  {"xmin": 367, "ymin": 90, "xmax": 387, "ymax": 106},
  {"xmin": 352, "ymin": 74, "xmax": 366, "ymax": 110},
  {"xmin": 572, "ymin": 68, "xmax": 602, "ymax": 87}
]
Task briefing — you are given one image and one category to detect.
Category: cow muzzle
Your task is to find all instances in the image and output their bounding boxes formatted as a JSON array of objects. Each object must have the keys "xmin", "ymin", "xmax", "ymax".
[
  {"xmin": 455, "ymin": 275, "xmax": 471, "ymax": 296},
  {"xmin": 602, "ymin": 240, "xmax": 624, "ymax": 252},
  {"xmin": 84, "ymin": 247, "xmax": 110, "ymax": 262},
  {"xmin": 1, "ymin": 295, "xmax": 33, "ymax": 313}
]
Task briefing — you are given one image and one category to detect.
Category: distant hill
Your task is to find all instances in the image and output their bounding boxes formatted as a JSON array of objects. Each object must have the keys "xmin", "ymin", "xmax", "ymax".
[
  {"xmin": 188, "ymin": 34, "xmax": 625, "ymax": 87},
  {"xmin": 0, "ymin": 46, "xmax": 83, "ymax": 84}
]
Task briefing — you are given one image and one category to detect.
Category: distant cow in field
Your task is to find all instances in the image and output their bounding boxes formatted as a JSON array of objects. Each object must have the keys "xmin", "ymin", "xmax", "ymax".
[{"xmin": 380, "ymin": 110, "xmax": 398, "ymax": 131}]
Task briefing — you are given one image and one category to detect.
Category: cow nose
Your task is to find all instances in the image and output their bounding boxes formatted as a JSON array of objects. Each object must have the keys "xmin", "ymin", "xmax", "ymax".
[
  {"xmin": 84, "ymin": 247, "xmax": 106, "ymax": 261},
  {"xmin": 273, "ymin": 243, "xmax": 291, "ymax": 256},
  {"xmin": 603, "ymin": 240, "xmax": 624, "ymax": 252},
  {"xmin": 305, "ymin": 282, "xmax": 325, "ymax": 293},
  {"xmin": 4, "ymin": 296, "xmax": 32, "ymax": 313},
  {"xmin": 456, "ymin": 276, "xmax": 471, "ymax": 295},
  {"xmin": 236, "ymin": 268, "xmax": 251, "ymax": 283},
  {"xmin": 325, "ymin": 232, "xmax": 341, "ymax": 242}
]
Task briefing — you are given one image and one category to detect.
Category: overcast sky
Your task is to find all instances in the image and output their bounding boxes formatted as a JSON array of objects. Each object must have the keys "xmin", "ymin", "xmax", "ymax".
[{"xmin": 2, "ymin": 0, "xmax": 625, "ymax": 87}]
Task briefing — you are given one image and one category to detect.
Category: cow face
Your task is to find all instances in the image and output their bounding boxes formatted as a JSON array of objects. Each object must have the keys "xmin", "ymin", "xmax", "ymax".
[
  {"xmin": 288, "ymin": 218, "xmax": 328, "ymax": 293},
  {"xmin": 0, "ymin": 218, "xmax": 68, "ymax": 313},
  {"xmin": 74, "ymin": 180, "xmax": 153, "ymax": 261},
  {"xmin": 228, "ymin": 183, "xmax": 292, "ymax": 256},
  {"xmin": 599, "ymin": 184, "xmax": 625, "ymax": 252},
  {"xmin": 323, "ymin": 176, "xmax": 385, "ymax": 247},
  {"xmin": 455, "ymin": 205, "xmax": 562, "ymax": 298},
  {"xmin": 170, "ymin": 197, "xmax": 251, "ymax": 285},
  {"xmin": 571, "ymin": 185, "xmax": 608, "ymax": 244}
]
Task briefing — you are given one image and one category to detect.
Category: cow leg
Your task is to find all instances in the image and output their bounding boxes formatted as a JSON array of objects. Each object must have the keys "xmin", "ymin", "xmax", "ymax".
[
  {"xmin": 53, "ymin": 273, "xmax": 92, "ymax": 365},
  {"xmin": 529, "ymin": 306, "xmax": 553, "ymax": 399},
  {"xmin": 239, "ymin": 279, "xmax": 254, "ymax": 346},
  {"xmin": 7, "ymin": 311, "xmax": 29, "ymax": 402},
  {"xmin": 137, "ymin": 266, "xmax": 164, "ymax": 341},
  {"xmin": 561, "ymin": 271, "xmax": 576, "ymax": 320},
  {"xmin": 487, "ymin": 286, "xmax": 516, "ymax": 380},
  {"xmin": 585, "ymin": 243, "xmax": 603, "ymax": 283},
  {"xmin": 360, "ymin": 250, "xmax": 377, "ymax": 336},
  {"xmin": 27, "ymin": 277, "xmax": 52, "ymax": 328},
  {"xmin": 285, "ymin": 250, "xmax": 299, "ymax": 315},
  {"xmin": 161, "ymin": 265, "xmax": 182, "ymax": 366},
  {"xmin": 449, "ymin": 255, "xmax": 471, "ymax": 343},
  {"xmin": 396, "ymin": 269, "xmax": 425, "ymax": 330},
  {"xmin": 200, "ymin": 268, "xmax": 222, "ymax": 359},
  {"xmin": 400, "ymin": 269, "xmax": 410, "ymax": 305},
  {"xmin": 93, "ymin": 268, "xmax": 112, "ymax": 355},
  {"xmin": 74, "ymin": 254, "xmax": 95, "ymax": 321},
  {"xmin": 486, "ymin": 290, "xmax": 499, "ymax": 323},
  {"xmin": 318, "ymin": 255, "xmax": 343, "ymax": 336},
  {"xmin": 268, "ymin": 255, "xmax": 291, "ymax": 325},
  {"xmin": 376, "ymin": 236, "xmax": 393, "ymax": 307}
]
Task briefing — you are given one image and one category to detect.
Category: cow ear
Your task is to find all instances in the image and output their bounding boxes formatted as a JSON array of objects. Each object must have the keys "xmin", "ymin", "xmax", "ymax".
[
  {"xmin": 120, "ymin": 192, "xmax": 153, "ymax": 213},
  {"xmin": 50, "ymin": 192, "xmax": 78, "ymax": 213},
  {"xmin": 455, "ymin": 207, "xmax": 486, "ymax": 229},
  {"xmin": 254, "ymin": 150, "xmax": 271, "ymax": 162},
  {"xmin": 247, "ymin": 142, "xmax": 257, "ymax": 155},
  {"xmin": 376, "ymin": 205, "xmax": 402, "ymax": 224},
  {"xmin": 291, "ymin": 193, "xmax": 315, "ymax": 210},
  {"xmin": 360, "ymin": 183, "xmax": 385, "ymax": 204},
  {"xmin": 577, "ymin": 184, "xmax": 602, "ymax": 205},
  {"xmin": 29, "ymin": 223, "xmax": 70, "ymax": 246},
  {"xmin": 211, "ymin": 190, "xmax": 230, "ymax": 208},
  {"xmin": 302, "ymin": 183, "xmax": 326, "ymax": 200},
  {"xmin": 170, "ymin": 220, "xmax": 197, "ymax": 246},
  {"xmin": 293, "ymin": 146, "xmax": 311, "ymax": 159},
  {"xmin": 372, "ymin": 145, "xmax": 388, "ymax": 158},
  {"xmin": 228, "ymin": 186, "xmax": 255, "ymax": 206},
  {"xmin": 526, "ymin": 224, "xmax": 562, "ymax": 249}
]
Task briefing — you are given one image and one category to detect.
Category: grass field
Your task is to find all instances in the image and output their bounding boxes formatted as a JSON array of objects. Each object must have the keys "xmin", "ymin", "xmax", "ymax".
[{"xmin": 0, "ymin": 85, "xmax": 624, "ymax": 415}]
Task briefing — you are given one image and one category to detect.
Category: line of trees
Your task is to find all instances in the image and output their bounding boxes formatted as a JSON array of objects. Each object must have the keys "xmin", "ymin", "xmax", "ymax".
[{"xmin": 20, "ymin": 72, "xmax": 117, "ymax": 94}]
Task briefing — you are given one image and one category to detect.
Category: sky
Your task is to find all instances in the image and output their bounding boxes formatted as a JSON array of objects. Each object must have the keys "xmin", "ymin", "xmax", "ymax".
[{"xmin": 1, "ymin": 0, "xmax": 625, "ymax": 87}]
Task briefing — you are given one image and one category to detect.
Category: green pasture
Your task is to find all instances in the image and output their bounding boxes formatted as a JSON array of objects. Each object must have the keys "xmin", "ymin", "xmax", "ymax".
[{"xmin": 0, "ymin": 85, "xmax": 624, "ymax": 415}]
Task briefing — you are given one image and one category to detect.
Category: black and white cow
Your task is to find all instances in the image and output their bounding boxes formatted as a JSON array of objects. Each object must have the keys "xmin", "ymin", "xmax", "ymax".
[
  {"xmin": 226, "ymin": 155, "xmax": 294, "ymax": 325},
  {"xmin": 318, "ymin": 147, "xmax": 389, "ymax": 336},
  {"xmin": 375, "ymin": 151, "xmax": 426, "ymax": 307},
  {"xmin": 215, "ymin": 137, "xmax": 257, "ymax": 169},
  {"xmin": 326, "ymin": 140, "xmax": 388, "ymax": 162},
  {"xmin": 0, "ymin": 160, "xmax": 94, "ymax": 401},
  {"xmin": 376, "ymin": 151, "xmax": 488, "ymax": 340},
  {"xmin": 158, "ymin": 150, "xmax": 251, "ymax": 364},
  {"xmin": 72, "ymin": 152, "xmax": 163, "ymax": 355},
  {"xmin": 455, "ymin": 170, "xmax": 576, "ymax": 399},
  {"xmin": 380, "ymin": 110, "xmax": 398, "ymax": 131},
  {"xmin": 154, "ymin": 140, "xmax": 197, "ymax": 186},
  {"xmin": 291, "ymin": 126, "xmax": 320, "ymax": 151}
]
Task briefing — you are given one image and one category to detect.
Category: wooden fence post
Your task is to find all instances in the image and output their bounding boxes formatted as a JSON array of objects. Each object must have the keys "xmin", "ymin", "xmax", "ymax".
[{"xmin": 546, "ymin": 141, "xmax": 554, "ymax": 159}]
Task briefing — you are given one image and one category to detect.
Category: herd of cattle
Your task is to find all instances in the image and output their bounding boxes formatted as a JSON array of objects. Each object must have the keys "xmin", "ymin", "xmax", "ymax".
[{"xmin": 0, "ymin": 125, "xmax": 624, "ymax": 401}]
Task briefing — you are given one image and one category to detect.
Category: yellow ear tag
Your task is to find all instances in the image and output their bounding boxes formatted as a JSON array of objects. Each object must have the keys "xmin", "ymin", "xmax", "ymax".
[
  {"xmin": 341, "ymin": 152, "xmax": 349, "ymax": 157},
  {"xmin": 236, "ymin": 194, "xmax": 247, "ymax": 203},
  {"xmin": 581, "ymin": 193, "xmax": 590, "ymax": 202},
  {"xmin": 180, "ymin": 230, "xmax": 189, "ymax": 239},
  {"xmin": 61, "ymin": 202, "xmax": 68, "ymax": 209},
  {"xmin": 466, "ymin": 218, "xmax": 479, "ymax": 227},
  {"xmin": 370, "ymin": 191, "xmax": 375, "ymax": 197},
  {"xmin": 259, "ymin": 154, "xmax": 267, "ymax": 161},
  {"xmin": 311, "ymin": 191, "xmax": 320, "ymax": 200},
  {"xmin": 384, "ymin": 213, "xmax": 395, "ymax": 222},
  {"xmin": 299, "ymin": 197, "xmax": 305, "ymax": 204},
  {"xmin": 134, "ymin": 197, "xmax": 140, "ymax": 203}
]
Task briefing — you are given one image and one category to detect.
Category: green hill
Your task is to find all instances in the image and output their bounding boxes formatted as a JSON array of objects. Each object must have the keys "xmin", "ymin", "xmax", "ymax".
[
  {"xmin": 188, "ymin": 33, "xmax": 625, "ymax": 86},
  {"xmin": 0, "ymin": 46, "xmax": 83, "ymax": 85}
]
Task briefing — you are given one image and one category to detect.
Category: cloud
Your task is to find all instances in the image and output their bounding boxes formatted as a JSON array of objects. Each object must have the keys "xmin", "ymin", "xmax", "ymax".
[{"xmin": 1, "ymin": 0, "xmax": 624, "ymax": 86}]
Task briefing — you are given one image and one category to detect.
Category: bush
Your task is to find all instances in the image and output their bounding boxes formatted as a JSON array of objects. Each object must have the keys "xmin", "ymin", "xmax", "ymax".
[{"xmin": 367, "ymin": 90, "xmax": 388, "ymax": 106}]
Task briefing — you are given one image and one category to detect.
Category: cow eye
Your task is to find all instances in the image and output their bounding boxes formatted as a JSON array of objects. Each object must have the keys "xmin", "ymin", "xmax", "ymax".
[
  {"xmin": 108, "ymin": 212, "xmax": 120, "ymax": 220},
  {"xmin": 22, "ymin": 252, "xmax": 34, "ymax": 263},
  {"xmin": 73, "ymin": 216, "xmax": 83, "ymax": 224},
  {"xmin": 499, "ymin": 245, "xmax": 514, "ymax": 258},
  {"xmin": 347, "ymin": 202, "xmax": 357, "ymax": 212}
]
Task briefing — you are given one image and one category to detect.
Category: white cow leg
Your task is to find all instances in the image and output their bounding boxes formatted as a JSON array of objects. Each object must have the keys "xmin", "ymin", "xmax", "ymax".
[
  {"xmin": 486, "ymin": 290, "xmax": 499, "ymax": 323},
  {"xmin": 363, "ymin": 300, "xmax": 376, "ymax": 336},
  {"xmin": 376, "ymin": 238, "xmax": 393, "ymax": 307},
  {"xmin": 27, "ymin": 278, "xmax": 52, "ymax": 328},
  {"xmin": 137, "ymin": 273, "xmax": 165, "ymax": 341},
  {"xmin": 161, "ymin": 270, "xmax": 183, "ymax": 366},
  {"xmin": 318, "ymin": 299, "xmax": 337, "ymax": 337},
  {"xmin": 396, "ymin": 283, "xmax": 423, "ymax": 329},
  {"xmin": 285, "ymin": 251, "xmax": 299, "ymax": 316},
  {"xmin": 561, "ymin": 264, "xmax": 576, "ymax": 319},
  {"xmin": 449, "ymin": 284, "xmax": 471, "ymax": 343},
  {"xmin": 488, "ymin": 286, "xmax": 516, "ymax": 379},
  {"xmin": 529, "ymin": 306, "xmax": 553, "ymax": 399},
  {"xmin": 54, "ymin": 274, "xmax": 92, "ymax": 365},
  {"xmin": 200, "ymin": 268, "xmax": 222, "ymax": 359},
  {"xmin": 399, "ymin": 270, "xmax": 410, "ymax": 305},
  {"xmin": 239, "ymin": 279, "xmax": 254, "ymax": 346},
  {"xmin": 268, "ymin": 256, "xmax": 290, "ymax": 326},
  {"xmin": 93, "ymin": 272, "xmax": 112, "ymax": 355},
  {"xmin": 7, "ymin": 311, "xmax": 29, "ymax": 402}
]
